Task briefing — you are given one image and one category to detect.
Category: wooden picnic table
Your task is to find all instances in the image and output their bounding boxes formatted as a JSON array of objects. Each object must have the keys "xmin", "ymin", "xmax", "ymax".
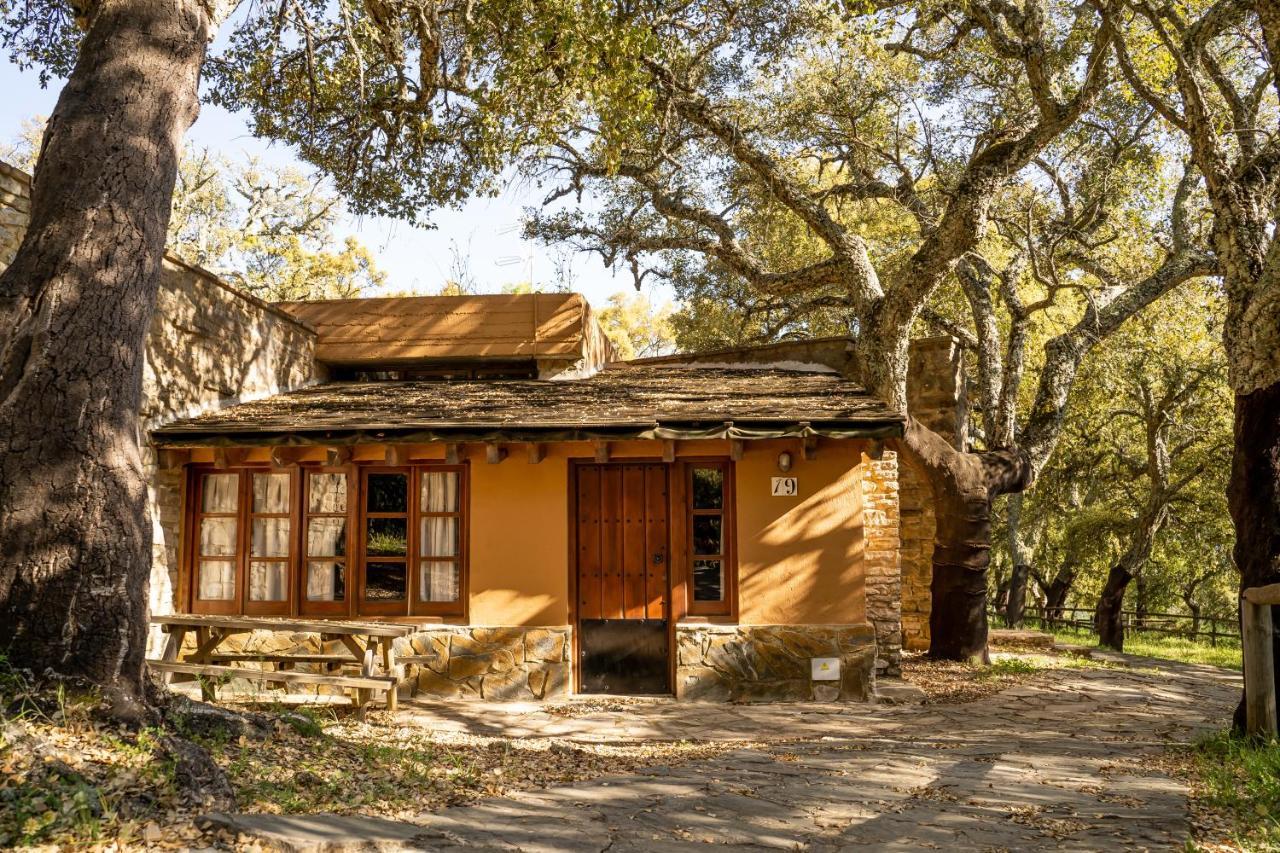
[{"xmin": 149, "ymin": 614, "xmax": 418, "ymax": 713}]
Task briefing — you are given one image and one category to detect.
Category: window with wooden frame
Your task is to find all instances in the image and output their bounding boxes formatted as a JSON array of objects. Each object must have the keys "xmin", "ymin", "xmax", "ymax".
[
  {"xmin": 684, "ymin": 461, "xmax": 736, "ymax": 617},
  {"xmin": 186, "ymin": 462, "xmax": 468, "ymax": 619},
  {"xmin": 359, "ymin": 468, "xmax": 411, "ymax": 615},
  {"xmin": 301, "ymin": 468, "xmax": 351, "ymax": 617},
  {"xmin": 416, "ymin": 466, "xmax": 466, "ymax": 616},
  {"xmin": 190, "ymin": 468, "xmax": 297, "ymax": 616}
]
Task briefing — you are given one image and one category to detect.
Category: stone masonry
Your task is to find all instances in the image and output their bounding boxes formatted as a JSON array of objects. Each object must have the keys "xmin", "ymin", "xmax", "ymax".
[
  {"xmin": 400, "ymin": 627, "xmax": 573, "ymax": 701},
  {"xmin": 675, "ymin": 624, "xmax": 876, "ymax": 702},
  {"xmin": 860, "ymin": 451, "xmax": 902, "ymax": 675}
]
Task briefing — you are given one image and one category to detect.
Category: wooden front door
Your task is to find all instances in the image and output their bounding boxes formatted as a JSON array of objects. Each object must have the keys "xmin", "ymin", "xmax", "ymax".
[{"xmin": 574, "ymin": 463, "xmax": 670, "ymax": 694}]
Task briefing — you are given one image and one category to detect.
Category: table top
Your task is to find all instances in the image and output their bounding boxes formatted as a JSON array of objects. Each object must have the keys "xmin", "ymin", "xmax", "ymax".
[{"xmin": 150, "ymin": 613, "xmax": 418, "ymax": 637}]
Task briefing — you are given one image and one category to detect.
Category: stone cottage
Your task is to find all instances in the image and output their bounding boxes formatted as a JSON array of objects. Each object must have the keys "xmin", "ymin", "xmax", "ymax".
[{"xmin": 1, "ymin": 159, "xmax": 948, "ymax": 703}]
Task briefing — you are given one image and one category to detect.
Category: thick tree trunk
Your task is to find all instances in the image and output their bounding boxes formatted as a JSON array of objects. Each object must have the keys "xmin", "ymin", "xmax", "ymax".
[
  {"xmin": 1003, "ymin": 493, "xmax": 1034, "ymax": 628},
  {"xmin": 1094, "ymin": 565, "xmax": 1133, "ymax": 651},
  {"xmin": 897, "ymin": 419, "xmax": 1030, "ymax": 662},
  {"xmin": 1044, "ymin": 566, "xmax": 1075, "ymax": 618},
  {"xmin": 1228, "ymin": 380, "xmax": 1280, "ymax": 732},
  {"xmin": 0, "ymin": 0, "xmax": 211, "ymax": 712},
  {"xmin": 1004, "ymin": 564, "xmax": 1030, "ymax": 628}
]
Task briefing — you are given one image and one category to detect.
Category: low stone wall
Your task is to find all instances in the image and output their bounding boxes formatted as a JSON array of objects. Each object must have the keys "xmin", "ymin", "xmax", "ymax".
[
  {"xmin": 675, "ymin": 624, "xmax": 876, "ymax": 702},
  {"xmin": 400, "ymin": 627, "xmax": 572, "ymax": 701}
]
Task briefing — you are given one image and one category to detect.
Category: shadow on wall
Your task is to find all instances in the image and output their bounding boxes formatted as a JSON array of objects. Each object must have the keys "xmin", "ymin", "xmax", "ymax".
[{"xmin": 738, "ymin": 451, "xmax": 866, "ymax": 626}]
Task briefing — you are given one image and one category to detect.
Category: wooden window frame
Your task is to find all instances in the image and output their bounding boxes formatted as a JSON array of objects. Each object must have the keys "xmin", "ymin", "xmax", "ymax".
[
  {"xmin": 242, "ymin": 468, "xmax": 299, "ymax": 617},
  {"xmin": 299, "ymin": 465, "xmax": 356, "ymax": 618},
  {"xmin": 357, "ymin": 466, "xmax": 413, "ymax": 617},
  {"xmin": 411, "ymin": 464, "xmax": 469, "ymax": 618},
  {"xmin": 181, "ymin": 460, "xmax": 470, "ymax": 621},
  {"xmin": 681, "ymin": 459, "xmax": 738, "ymax": 619},
  {"xmin": 188, "ymin": 467, "xmax": 248, "ymax": 616}
]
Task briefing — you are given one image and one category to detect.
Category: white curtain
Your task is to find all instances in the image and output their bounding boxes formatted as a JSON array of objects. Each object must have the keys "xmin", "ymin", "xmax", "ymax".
[
  {"xmin": 249, "ymin": 561, "xmax": 287, "ymax": 601},
  {"xmin": 421, "ymin": 561, "xmax": 459, "ymax": 602},
  {"xmin": 253, "ymin": 472, "xmax": 291, "ymax": 513},
  {"xmin": 420, "ymin": 471, "xmax": 458, "ymax": 513},
  {"xmin": 201, "ymin": 473, "xmax": 238, "ymax": 513},
  {"xmin": 199, "ymin": 560, "xmax": 236, "ymax": 600},
  {"xmin": 308, "ymin": 473, "xmax": 347, "ymax": 513}
]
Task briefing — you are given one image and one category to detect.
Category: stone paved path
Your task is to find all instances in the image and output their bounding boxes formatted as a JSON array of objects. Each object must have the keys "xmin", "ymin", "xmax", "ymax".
[{"xmin": 211, "ymin": 655, "xmax": 1241, "ymax": 852}]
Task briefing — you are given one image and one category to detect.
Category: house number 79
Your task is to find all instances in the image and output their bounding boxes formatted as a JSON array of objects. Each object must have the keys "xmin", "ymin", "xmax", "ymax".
[{"xmin": 771, "ymin": 477, "xmax": 798, "ymax": 496}]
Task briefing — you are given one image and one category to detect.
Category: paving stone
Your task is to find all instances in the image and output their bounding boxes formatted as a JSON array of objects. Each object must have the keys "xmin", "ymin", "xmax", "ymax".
[{"xmin": 206, "ymin": 655, "xmax": 1239, "ymax": 852}]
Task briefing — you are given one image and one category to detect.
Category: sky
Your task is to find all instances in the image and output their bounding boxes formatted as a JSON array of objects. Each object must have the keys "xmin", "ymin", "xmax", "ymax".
[{"xmin": 0, "ymin": 58, "xmax": 671, "ymax": 309}]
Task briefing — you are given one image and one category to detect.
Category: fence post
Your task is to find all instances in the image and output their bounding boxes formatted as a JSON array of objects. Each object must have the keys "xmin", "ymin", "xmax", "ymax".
[{"xmin": 1242, "ymin": 586, "xmax": 1279, "ymax": 739}]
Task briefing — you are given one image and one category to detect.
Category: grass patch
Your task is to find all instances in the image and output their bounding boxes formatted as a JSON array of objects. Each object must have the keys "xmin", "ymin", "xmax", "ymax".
[
  {"xmin": 1193, "ymin": 732, "xmax": 1280, "ymax": 849},
  {"xmin": 1037, "ymin": 624, "xmax": 1242, "ymax": 670}
]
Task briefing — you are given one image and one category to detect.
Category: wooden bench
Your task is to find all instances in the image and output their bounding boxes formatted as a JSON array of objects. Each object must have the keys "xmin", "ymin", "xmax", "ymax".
[
  {"xmin": 150, "ymin": 661, "xmax": 396, "ymax": 715},
  {"xmin": 150, "ymin": 615, "xmax": 419, "ymax": 714}
]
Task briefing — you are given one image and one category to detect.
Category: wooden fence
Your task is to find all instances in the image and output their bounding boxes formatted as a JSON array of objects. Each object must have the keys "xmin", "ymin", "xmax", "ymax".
[
  {"xmin": 1242, "ymin": 585, "xmax": 1278, "ymax": 738},
  {"xmin": 1007, "ymin": 605, "xmax": 1239, "ymax": 647}
]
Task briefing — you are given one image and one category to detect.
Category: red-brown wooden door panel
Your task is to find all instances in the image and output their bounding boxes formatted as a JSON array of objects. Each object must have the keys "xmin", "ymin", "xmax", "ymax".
[{"xmin": 576, "ymin": 463, "xmax": 669, "ymax": 620}]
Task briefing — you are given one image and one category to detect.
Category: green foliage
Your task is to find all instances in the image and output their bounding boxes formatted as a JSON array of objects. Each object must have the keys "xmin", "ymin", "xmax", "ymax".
[
  {"xmin": 1043, "ymin": 626, "xmax": 1242, "ymax": 670},
  {"xmin": 1194, "ymin": 732, "xmax": 1280, "ymax": 849},
  {"xmin": 595, "ymin": 291, "xmax": 674, "ymax": 360},
  {"xmin": 168, "ymin": 149, "xmax": 386, "ymax": 300},
  {"xmin": 204, "ymin": 0, "xmax": 657, "ymax": 222}
]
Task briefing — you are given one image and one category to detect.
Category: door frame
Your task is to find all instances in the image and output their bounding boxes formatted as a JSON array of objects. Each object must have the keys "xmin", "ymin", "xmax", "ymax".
[{"xmin": 567, "ymin": 457, "xmax": 674, "ymax": 694}]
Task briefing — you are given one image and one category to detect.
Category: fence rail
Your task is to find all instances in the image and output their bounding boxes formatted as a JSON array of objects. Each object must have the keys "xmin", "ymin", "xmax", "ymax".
[{"xmin": 1007, "ymin": 605, "xmax": 1239, "ymax": 647}]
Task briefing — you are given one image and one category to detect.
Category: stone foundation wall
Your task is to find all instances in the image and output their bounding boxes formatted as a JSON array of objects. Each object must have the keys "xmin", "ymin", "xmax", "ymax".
[
  {"xmin": 400, "ymin": 627, "xmax": 572, "ymax": 701},
  {"xmin": 860, "ymin": 452, "xmax": 902, "ymax": 676},
  {"xmin": 675, "ymin": 624, "xmax": 876, "ymax": 702}
]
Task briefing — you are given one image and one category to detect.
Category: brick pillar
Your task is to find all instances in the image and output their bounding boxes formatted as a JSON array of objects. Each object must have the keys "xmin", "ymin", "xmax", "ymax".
[{"xmin": 861, "ymin": 449, "xmax": 902, "ymax": 676}]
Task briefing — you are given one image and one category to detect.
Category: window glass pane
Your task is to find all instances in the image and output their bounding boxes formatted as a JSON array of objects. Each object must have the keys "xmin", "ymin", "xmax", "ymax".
[
  {"xmin": 420, "ymin": 471, "xmax": 459, "ymax": 513},
  {"xmin": 252, "ymin": 472, "xmax": 291, "ymax": 513},
  {"xmin": 198, "ymin": 560, "xmax": 236, "ymax": 600},
  {"xmin": 366, "ymin": 518, "xmax": 407, "ymax": 555},
  {"xmin": 364, "ymin": 562, "xmax": 406, "ymax": 601},
  {"xmin": 306, "ymin": 561, "xmax": 345, "ymax": 601},
  {"xmin": 201, "ymin": 473, "xmax": 239, "ymax": 513},
  {"xmin": 251, "ymin": 518, "xmax": 291, "ymax": 557},
  {"xmin": 248, "ymin": 561, "xmax": 288, "ymax": 601},
  {"xmin": 692, "ymin": 467, "xmax": 724, "ymax": 509},
  {"xmin": 693, "ymin": 559, "xmax": 723, "ymax": 602},
  {"xmin": 307, "ymin": 518, "xmax": 347, "ymax": 557},
  {"xmin": 420, "ymin": 561, "xmax": 459, "ymax": 602},
  {"xmin": 199, "ymin": 517, "xmax": 237, "ymax": 556},
  {"xmin": 692, "ymin": 515, "xmax": 722, "ymax": 556},
  {"xmin": 366, "ymin": 473, "xmax": 408, "ymax": 513},
  {"xmin": 308, "ymin": 472, "xmax": 347, "ymax": 513},
  {"xmin": 419, "ymin": 517, "xmax": 458, "ymax": 557}
]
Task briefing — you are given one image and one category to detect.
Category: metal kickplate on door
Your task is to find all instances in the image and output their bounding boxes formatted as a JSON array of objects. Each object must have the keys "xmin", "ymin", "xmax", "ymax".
[{"xmin": 579, "ymin": 619, "xmax": 670, "ymax": 695}]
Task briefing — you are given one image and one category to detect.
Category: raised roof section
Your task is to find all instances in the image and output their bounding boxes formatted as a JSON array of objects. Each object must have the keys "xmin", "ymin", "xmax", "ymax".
[{"xmin": 274, "ymin": 292, "xmax": 615, "ymax": 370}]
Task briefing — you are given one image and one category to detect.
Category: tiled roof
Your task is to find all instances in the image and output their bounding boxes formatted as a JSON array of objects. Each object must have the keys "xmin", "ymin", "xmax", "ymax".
[{"xmin": 152, "ymin": 365, "xmax": 903, "ymax": 446}]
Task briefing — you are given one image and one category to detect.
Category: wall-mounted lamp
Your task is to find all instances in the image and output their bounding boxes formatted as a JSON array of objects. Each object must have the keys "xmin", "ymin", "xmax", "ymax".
[{"xmin": 777, "ymin": 451, "xmax": 793, "ymax": 473}]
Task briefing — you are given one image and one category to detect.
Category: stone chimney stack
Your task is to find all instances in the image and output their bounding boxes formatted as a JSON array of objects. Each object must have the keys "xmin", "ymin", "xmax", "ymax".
[{"xmin": 906, "ymin": 336, "xmax": 967, "ymax": 449}]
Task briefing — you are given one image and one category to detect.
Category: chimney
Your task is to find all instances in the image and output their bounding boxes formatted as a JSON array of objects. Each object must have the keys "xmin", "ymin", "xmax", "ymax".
[{"xmin": 907, "ymin": 336, "xmax": 967, "ymax": 450}]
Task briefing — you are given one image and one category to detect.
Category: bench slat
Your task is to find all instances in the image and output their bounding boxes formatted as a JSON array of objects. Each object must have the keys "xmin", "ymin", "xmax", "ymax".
[
  {"xmin": 149, "ymin": 661, "xmax": 394, "ymax": 691},
  {"xmin": 204, "ymin": 653, "xmax": 357, "ymax": 664},
  {"xmin": 151, "ymin": 614, "xmax": 415, "ymax": 638}
]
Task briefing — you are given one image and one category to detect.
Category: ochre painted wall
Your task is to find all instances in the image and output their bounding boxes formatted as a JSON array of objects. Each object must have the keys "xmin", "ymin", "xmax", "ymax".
[
  {"xmin": 733, "ymin": 440, "xmax": 866, "ymax": 625},
  {"xmin": 185, "ymin": 438, "xmax": 869, "ymax": 627}
]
